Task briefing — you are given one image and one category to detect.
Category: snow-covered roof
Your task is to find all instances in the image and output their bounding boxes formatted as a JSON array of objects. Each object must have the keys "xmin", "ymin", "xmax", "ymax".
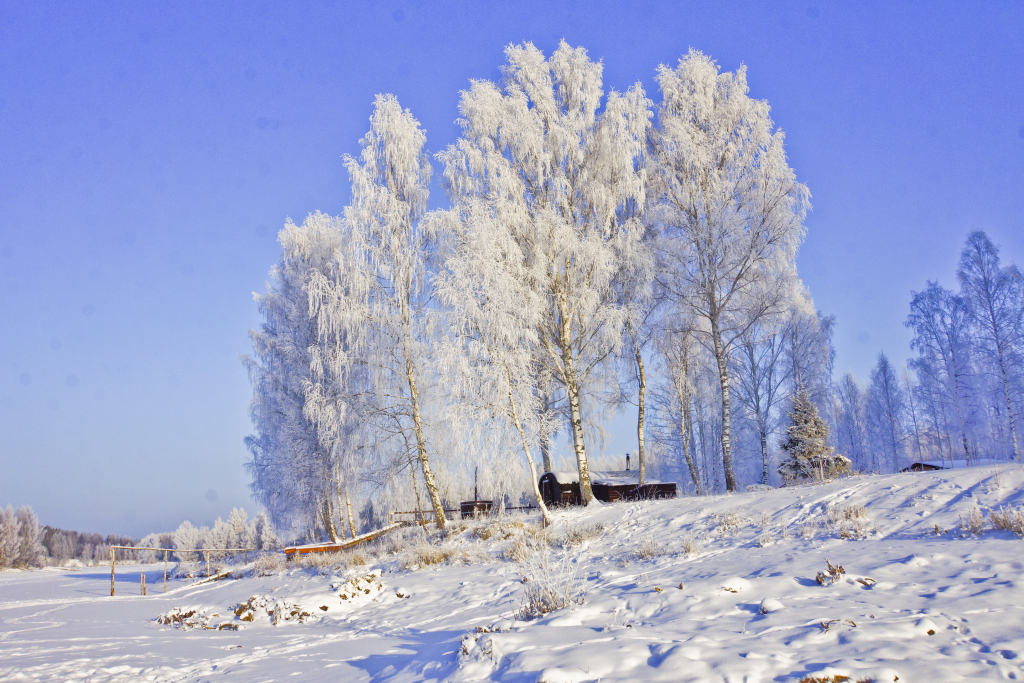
[
  {"xmin": 543, "ymin": 470, "xmax": 664, "ymax": 485},
  {"xmin": 919, "ymin": 459, "xmax": 1003, "ymax": 469}
]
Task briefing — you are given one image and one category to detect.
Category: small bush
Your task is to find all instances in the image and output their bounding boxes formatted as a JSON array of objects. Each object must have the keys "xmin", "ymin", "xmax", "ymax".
[
  {"xmin": 626, "ymin": 536, "xmax": 666, "ymax": 562},
  {"xmin": 472, "ymin": 518, "xmax": 528, "ymax": 542},
  {"xmin": 169, "ymin": 561, "xmax": 201, "ymax": 579},
  {"xmin": 555, "ymin": 523, "xmax": 605, "ymax": 549},
  {"xmin": 397, "ymin": 538, "xmax": 484, "ymax": 571},
  {"xmin": 959, "ymin": 504, "xmax": 986, "ymax": 535},
  {"xmin": 252, "ymin": 552, "xmax": 285, "ymax": 576},
  {"xmin": 715, "ymin": 511, "xmax": 743, "ymax": 536},
  {"xmin": 295, "ymin": 551, "xmax": 347, "ymax": 575},
  {"xmin": 991, "ymin": 505, "xmax": 1024, "ymax": 536},
  {"xmin": 681, "ymin": 531, "xmax": 705, "ymax": 555},
  {"xmin": 757, "ymin": 530, "xmax": 774, "ymax": 548},
  {"xmin": 825, "ymin": 504, "xmax": 873, "ymax": 539},
  {"xmin": 514, "ymin": 534, "xmax": 584, "ymax": 620}
]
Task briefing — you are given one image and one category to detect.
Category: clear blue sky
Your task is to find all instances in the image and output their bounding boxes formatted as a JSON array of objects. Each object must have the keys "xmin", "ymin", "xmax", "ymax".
[{"xmin": 1, "ymin": 1, "xmax": 1022, "ymax": 537}]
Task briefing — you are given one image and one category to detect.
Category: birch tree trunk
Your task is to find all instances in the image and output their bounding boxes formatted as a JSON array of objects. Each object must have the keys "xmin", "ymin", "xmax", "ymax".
[
  {"xmin": 757, "ymin": 410, "xmax": 770, "ymax": 486},
  {"xmin": 504, "ymin": 366, "xmax": 552, "ymax": 525},
  {"xmin": 711, "ymin": 316, "xmax": 738, "ymax": 491},
  {"xmin": 997, "ymin": 358, "xmax": 1020, "ymax": 461},
  {"xmin": 558, "ymin": 319, "xmax": 594, "ymax": 505},
  {"xmin": 407, "ymin": 452, "xmax": 427, "ymax": 529},
  {"xmin": 322, "ymin": 498, "xmax": 340, "ymax": 543},
  {"xmin": 345, "ymin": 485, "xmax": 357, "ymax": 538},
  {"xmin": 406, "ymin": 357, "xmax": 448, "ymax": 527},
  {"xmin": 635, "ymin": 345, "xmax": 647, "ymax": 487},
  {"xmin": 335, "ymin": 464, "xmax": 349, "ymax": 540},
  {"xmin": 538, "ymin": 387, "xmax": 553, "ymax": 473},
  {"xmin": 673, "ymin": 361, "xmax": 702, "ymax": 494}
]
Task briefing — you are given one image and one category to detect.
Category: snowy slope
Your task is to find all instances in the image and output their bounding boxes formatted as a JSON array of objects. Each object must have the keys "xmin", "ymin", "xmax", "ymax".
[{"xmin": 2, "ymin": 464, "xmax": 1024, "ymax": 682}]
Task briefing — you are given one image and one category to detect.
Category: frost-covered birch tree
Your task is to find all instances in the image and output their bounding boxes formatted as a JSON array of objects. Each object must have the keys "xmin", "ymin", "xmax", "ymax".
[
  {"xmin": 867, "ymin": 352, "xmax": 907, "ymax": 472},
  {"xmin": 648, "ymin": 50, "xmax": 808, "ymax": 491},
  {"xmin": 309, "ymin": 94, "xmax": 450, "ymax": 527},
  {"xmin": 732, "ymin": 320, "xmax": 786, "ymax": 485},
  {"xmin": 651, "ymin": 310, "xmax": 704, "ymax": 493},
  {"xmin": 906, "ymin": 282, "xmax": 976, "ymax": 462},
  {"xmin": 437, "ymin": 41, "xmax": 651, "ymax": 505},
  {"xmin": 244, "ymin": 214, "xmax": 345, "ymax": 538},
  {"xmin": 957, "ymin": 231, "xmax": 1023, "ymax": 461},
  {"xmin": 436, "ymin": 209, "xmax": 554, "ymax": 524},
  {"xmin": 835, "ymin": 373, "xmax": 869, "ymax": 471}
]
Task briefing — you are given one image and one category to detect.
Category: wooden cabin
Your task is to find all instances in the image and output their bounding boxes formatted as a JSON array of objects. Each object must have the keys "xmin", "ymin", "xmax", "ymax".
[{"xmin": 539, "ymin": 471, "xmax": 677, "ymax": 507}]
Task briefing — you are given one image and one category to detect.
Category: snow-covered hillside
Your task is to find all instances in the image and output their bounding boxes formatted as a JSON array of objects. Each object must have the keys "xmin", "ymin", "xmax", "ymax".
[{"xmin": 2, "ymin": 464, "xmax": 1024, "ymax": 682}]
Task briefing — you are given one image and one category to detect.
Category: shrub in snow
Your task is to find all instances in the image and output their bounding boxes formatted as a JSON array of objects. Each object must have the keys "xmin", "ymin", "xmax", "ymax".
[
  {"xmin": 514, "ymin": 534, "xmax": 585, "ymax": 620},
  {"xmin": 399, "ymin": 540, "xmax": 468, "ymax": 571},
  {"xmin": 626, "ymin": 536, "xmax": 666, "ymax": 562},
  {"xmin": 681, "ymin": 531, "xmax": 705, "ymax": 555},
  {"xmin": 824, "ymin": 503, "xmax": 874, "ymax": 539},
  {"xmin": 715, "ymin": 511, "xmax": 744, "ymax": 536},
  {"xmin": 252, "ymin": 552, "xmax": 285, "ymax": 576},
  {"xmin": 294, "ymin": 550, "xmax": 344, "ymax": 574},
  {"xmin": 991, "ymin": 505, "xmax": 1024, "ymax": 536},
  {"xmin": 471, "ymin": 517, "xmax": 533, "ymax": 543},
  {"xmin": 555, "ymin": 524, "xmax": 605, "ymax": 549},
  {"xmin": 959, "ymin": 504, "xmax": 986, "ymax": 535}
]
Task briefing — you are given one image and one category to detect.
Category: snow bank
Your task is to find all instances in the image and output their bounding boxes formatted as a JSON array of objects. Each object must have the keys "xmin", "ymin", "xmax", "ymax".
[{"xmin": 2, "ymin": 464, "xmax": 1024, "ymax": 681}]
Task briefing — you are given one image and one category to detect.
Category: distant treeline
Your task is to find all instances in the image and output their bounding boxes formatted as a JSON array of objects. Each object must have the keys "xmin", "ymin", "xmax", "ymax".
[
  {"xmin": 41, "ymin": 525, "xmax": 138, "ymax": 566},
  {"xmin": 2, "ymin": 505, "xmax": 279, "ymax": 569}
]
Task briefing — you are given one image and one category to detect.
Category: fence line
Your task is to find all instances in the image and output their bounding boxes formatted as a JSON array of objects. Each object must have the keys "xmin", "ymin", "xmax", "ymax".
[
  {"xmin": 387, "ymin": 505, "xmax": 538, "ymax": 525},
  {"xmin": 108, "ymin": 545, "xmax": 253, "ymax": 596}
]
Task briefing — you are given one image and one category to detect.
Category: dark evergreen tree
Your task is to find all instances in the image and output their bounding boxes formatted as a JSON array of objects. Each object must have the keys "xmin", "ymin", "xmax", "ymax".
[{"xmin": 779, "ymin": 390, "xmax": 850, "ymax": 483}]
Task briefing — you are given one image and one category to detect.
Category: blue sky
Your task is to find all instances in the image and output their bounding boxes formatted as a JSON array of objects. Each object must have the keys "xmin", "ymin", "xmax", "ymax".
[{"xmin": 1, "ymin": 1, "xmax": 1022, "ymax": 537}]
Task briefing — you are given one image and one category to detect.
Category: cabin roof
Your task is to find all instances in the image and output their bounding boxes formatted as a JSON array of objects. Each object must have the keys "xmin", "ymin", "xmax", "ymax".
[{"xmin": 543, "ymin": 470, "xmax": 665, "ymax": 486}]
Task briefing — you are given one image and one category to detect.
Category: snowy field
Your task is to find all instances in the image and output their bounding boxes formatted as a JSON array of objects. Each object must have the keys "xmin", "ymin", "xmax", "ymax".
[{"xmin": 3, "ymin": 465, "xmax": 1024, "ymax": 682}]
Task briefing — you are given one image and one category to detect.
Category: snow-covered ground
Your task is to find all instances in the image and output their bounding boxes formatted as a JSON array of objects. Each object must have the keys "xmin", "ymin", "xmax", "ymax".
[{"xmin": 3, "ymin": 464, "xmax": 1024, "ymax": 682}]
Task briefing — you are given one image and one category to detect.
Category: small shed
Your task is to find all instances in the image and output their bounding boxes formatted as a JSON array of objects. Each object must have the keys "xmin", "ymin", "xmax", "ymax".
[
  {"xmin": 901, "ymin": 462, "xmax": 946, "ymax": 472},
  {"xmin": 460, "ymin": 500, "xmax": 494, "ymax": 518},
  {"xmin": 539, "ymin": 471, "xmax": 677, "ymax": 507}
]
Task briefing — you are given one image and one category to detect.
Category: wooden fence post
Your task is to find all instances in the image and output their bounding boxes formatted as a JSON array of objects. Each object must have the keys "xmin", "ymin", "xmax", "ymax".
[
  {"xmin": 110, "ymin": 548, "xmax": 115, "ymax": 596},
  {"xmin": 141, "ymin": 572, "xmax": 146, "ymax": 596},
  {"xmin": 206, "ymin": 550, "xmax": 210, "ymax": 579},
  {"xmin": 164, "ymin": 550, "xmax": 168, "ymax": 593}
]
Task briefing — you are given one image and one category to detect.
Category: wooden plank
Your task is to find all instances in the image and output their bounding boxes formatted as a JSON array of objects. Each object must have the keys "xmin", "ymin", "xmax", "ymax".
[{"xmin": 283, "ymin": 523, "xmax": 403, "ymax": 557}]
